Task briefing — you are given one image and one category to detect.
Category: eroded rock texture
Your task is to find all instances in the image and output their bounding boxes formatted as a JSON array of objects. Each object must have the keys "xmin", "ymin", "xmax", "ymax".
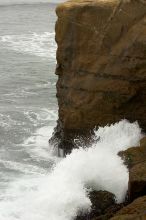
[
  {"xmin": 119, "ymin": 137, "xmax": 146, "ymax": 202},
  {"xmin": 76, "ymin": 191, "xmax": 118, "ymax": 220},
  {"xmin": 110, "ymin": 196, "xmax": 146, "ymax": 220},
  {"xmin": 54, "ymin": 0, "xmax": 146, "ymax": 151}
]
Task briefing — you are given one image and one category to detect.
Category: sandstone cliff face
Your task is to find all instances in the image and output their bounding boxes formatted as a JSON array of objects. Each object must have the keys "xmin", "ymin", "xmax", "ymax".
[{"xmin": 54, "ymin": 0, "xmax": 146, "ymax": 150}]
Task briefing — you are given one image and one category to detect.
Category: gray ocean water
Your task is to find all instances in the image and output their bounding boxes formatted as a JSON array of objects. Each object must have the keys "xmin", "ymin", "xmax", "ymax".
[{"xmin": 0, "ymin": 2, "xmax": 58, "ymax": 190}]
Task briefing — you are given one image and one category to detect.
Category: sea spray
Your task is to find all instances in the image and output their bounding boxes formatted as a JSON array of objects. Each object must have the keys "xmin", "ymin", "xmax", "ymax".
[{"xmin": 0, "ymin": 120, "xmax": 142, "ymax": 220}]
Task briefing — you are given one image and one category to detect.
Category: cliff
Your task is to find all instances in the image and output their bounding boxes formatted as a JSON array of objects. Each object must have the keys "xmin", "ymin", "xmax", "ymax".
[
  {"xmin": 52, "ymin": 0, "xmax": 146, "ymax": 152},
  {"xmin": 51, "ymin": 0, "xmax": 146, "ymax": 218}
]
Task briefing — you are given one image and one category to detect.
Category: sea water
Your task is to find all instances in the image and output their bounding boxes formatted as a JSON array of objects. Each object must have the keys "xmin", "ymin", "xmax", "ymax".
[{"xmin": 0, "ymin": 1, "xmax": 143, "ymax": 220}]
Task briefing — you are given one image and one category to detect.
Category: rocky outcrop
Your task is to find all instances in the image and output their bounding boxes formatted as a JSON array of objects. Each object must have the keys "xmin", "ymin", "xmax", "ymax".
[
  {"xmin": 53, "ymin": 0, "xmax": 146, "ymax": 152},
  {"xmin": 50, "ymin": 1, "xmax": 146, "ymax": 218},
  {"xmin": 77, "ymin": 190, "xmax": 123, "ymax": 220},
  {"xmin": 110, "ymin": 196, "xmax": 146, "ymax": 220},
  {"xmin": 119, "ymin": 137, "xmax": 146, "ymax": 169},
  {"xmin": 76, "ymin": 137, "xmax": 146, "ymax": 220},
  {"xmin": 119, "ymin": 136, "xmax": 146, "ymax": 202},
  {"xmin": 129, "ymin": 161, "xmax": 146, "ymax": 201}
]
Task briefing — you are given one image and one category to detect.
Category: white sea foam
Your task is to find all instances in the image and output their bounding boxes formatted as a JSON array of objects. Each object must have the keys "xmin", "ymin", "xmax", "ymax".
[
  {"xmin": 0, "ymin": 113, "xmax": 24, "ymax": 129},
  {"xmin": 22, "ymin": 108, "xmax": 58, "ymax": 160},
  {"xmin": 23, "ymin": 125, "xmax": 58, "ymax": 161},
  {"xmin": 0, "ymin": 159, "xmax": 46, "ymax": 175},
  {"xmin": 24, "ymin": 108, "xmax": 57, "ymax": 124},
  {"xmin": 0, "ymin": 32, "xmax": 56, "ymax": 59},
  {"xmin": 0, "ymin": 120, "xmax": 142, "ymax": 220}
]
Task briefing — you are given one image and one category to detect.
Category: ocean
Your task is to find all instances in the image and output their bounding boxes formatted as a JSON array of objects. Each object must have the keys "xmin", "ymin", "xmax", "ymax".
[
  {"xmin": 0, "ymin": 1, "xmax": 143, "ymax": 220},
  {"xmin": 0, "ymin": 0, "xmax": 58, "ymax": 215},
  {"xmin": 0, "ymin": 3, "xmax": 58, "ymax": 165}
]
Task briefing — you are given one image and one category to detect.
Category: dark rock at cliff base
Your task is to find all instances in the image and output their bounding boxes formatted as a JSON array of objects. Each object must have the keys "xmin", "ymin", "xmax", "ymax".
[
  {"xmin": 140, "ymin": 137, "xmax": 146, "ymax": 147},
  {"xmin": 129, "ymin": 161, "xmax": 146, "ymax": 202},
  {"xmin": 76, "ymin": 190, "xmax": 124, "ymax": 220},
  {"xmin": 119, "ymin": 137, "xmax": 146, "ymax": 202},
  {"xmin": 110, "ymin": 215, "xmax": 146, "ymax": 220},
  {"xmin": 52, "ymin": 0, "xmax": 146, "ymax": 151},
  {"xmin": 49, "ymin": 121, "xmax": 95, "ymax": 155},
  {"xmin": 110, "ymin": 196, "xmax": 146, "ymax": 220},
  {"xmin": 119, "ymin": 137, "xmax": 146, "ymax": 169}
]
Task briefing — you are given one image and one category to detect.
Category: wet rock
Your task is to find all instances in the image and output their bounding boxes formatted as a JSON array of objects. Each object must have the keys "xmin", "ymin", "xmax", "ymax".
[
  {"xmin": 119, "ymin": 140, "xmax": 146, "ymax": 169},
  {"xmin": 110, "ymin": 196, "xmax": 146, "ymax": 220},
  {"xmin": 49, "ymin": 121, "xmax": 95, "ymax": 155},
  {"xmin": 119, "ymin": 137, "xmax": 146, "ymax": 201},
  {"xmin": 110, "ymin": 214, "xmax": 146, "ymax": 220},
  {"xmin": 140, "ymin": 137, "xmax": 146, "ymax": 147},
  {"xmin": 76, "ymin": 190, "xmax": 123, "ymax": 220},
  {"xmin": 129, "ymin": 161, "xmax": 146, "ymax": 201}
]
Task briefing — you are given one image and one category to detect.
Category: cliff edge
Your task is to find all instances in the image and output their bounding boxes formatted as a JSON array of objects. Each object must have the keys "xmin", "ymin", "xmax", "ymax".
[{"xmin": 53, "ymin": 0, "xmax": 146, "ymax": 152}]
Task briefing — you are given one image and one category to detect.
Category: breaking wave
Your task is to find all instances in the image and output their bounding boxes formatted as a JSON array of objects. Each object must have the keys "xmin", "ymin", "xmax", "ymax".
[{"xmin": 0, "ymin": 120, "xmax": 142, "ymax": 220}]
